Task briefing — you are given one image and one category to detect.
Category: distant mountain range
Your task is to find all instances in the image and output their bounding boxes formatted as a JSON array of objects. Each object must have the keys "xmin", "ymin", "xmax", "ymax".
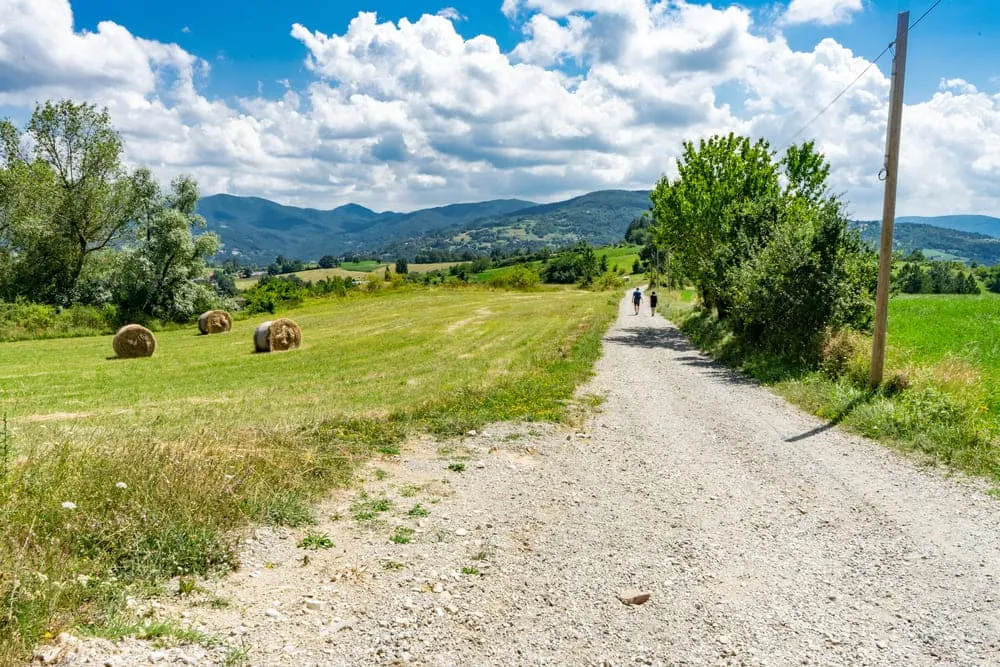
[
  {"xmin": 197, "ymin": 191, "xmax": 1000, "ymax": 265},
  {"xmin": 853, "ymin": 220, "xmax": 1000, "ymax": 265}
]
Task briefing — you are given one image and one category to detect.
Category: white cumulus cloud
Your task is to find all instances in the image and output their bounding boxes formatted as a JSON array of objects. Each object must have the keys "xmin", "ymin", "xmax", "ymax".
[
  {"xmin": 0, "ymin": 0, "xmax": 997, "ymax": 219},
  {"xmin": 783, "ymin": 0, "xmax": 864, "ymax": 26}
]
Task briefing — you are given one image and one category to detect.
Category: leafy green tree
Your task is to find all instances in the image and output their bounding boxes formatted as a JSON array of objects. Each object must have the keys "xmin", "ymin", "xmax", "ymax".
[
  {"xmin": 650, "ymin": 135, "xmax": 874, "ymax": 354},
  {"xmin": 0, "ymin": 101, "xmax": 148, "ymax": 303},
  {"xmin": 318, "ymin": 255, "xmax": 338, "ymax": 269},
  {"xmin": 111, "ymin": 176, "xmax": 221, "ymax": 322},
  {"xmin": 650, "ymin": 134, "xmax": 780, "ymax": 318},
  {"xmin": 394, "ymin": 258, "xmax": 408, "ymax": 274}
]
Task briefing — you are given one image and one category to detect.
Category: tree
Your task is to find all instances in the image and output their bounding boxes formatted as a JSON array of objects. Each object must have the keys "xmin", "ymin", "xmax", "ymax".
[
  {"xmin": 318, "ymin": 255, "xmax": 338, "ymax": 269},
  {"xmin": 394, "ymin": 258, "xmax": 409, "ymax": 275},
  {"xmin": 650, "ymin": 135, "xmax": 874, "ymax": 355},
  {"xmin": 111, "ymin": 176, "xmax": 221, "ymax": 322},
  {"xmin": 650, "ymin": 134, "xmax": 781, "ymax": 318},
  {"xmin": 0, "ymin": 100, "xmax": 147, "ymax": 303}
]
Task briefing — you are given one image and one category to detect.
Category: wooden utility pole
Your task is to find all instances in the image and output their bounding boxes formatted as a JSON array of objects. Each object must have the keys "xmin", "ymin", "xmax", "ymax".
[{"xmin": 870, "ymin": 11, "xmax": 910, "ymax": 388}]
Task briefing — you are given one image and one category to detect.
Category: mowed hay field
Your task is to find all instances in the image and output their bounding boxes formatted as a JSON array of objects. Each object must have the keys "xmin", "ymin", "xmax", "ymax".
[
  {"xmin": 233, "ymin": 262, "xmax": 461, "ymax": 289},
  {"xmin": 888, "ymin": 293, "xmax": 1000, "ymax": 419},
  {"xmin": 0, "ymin": 287, "xmax": 616, "ymax": 661}
]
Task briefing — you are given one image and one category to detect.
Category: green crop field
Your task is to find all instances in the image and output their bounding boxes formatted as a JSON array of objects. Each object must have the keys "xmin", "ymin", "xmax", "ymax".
[
  {"xmin": 888, "ymin": 293, "xmax": 1000, "ymax": 416},
  {"xmin": 0, "ymin": 286, "xmax": 616, "ymax": 661}
]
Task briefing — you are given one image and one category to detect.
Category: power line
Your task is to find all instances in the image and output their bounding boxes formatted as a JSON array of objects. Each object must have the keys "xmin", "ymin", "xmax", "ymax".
[
  {"xmin": 784, "ymin": 42, "xmax": 895, "ymax": 145},
  {"xmin": 909, "ymin": 0, "xmax": 945, "ymax": 33},
  {"xmin": 782, "ymin": 0, "xmax": 946, "ymax": 147}
]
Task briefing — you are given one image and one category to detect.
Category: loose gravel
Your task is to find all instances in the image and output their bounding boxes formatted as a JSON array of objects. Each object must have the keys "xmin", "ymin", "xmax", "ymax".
[{"xmin": 49, "ymin": 290, "xmax": 1000, "ymax": 666}]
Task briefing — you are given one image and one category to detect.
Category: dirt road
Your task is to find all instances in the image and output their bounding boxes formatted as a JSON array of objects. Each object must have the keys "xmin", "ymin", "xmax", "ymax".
[{"xmin": 61, "ymin": 290, "xmax": 1000, "ymax": 666}]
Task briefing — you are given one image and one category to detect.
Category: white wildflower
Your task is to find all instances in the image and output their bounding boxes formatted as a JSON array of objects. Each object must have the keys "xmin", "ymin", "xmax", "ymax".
[
  {"xmin": 75, "ymin": 574, "xmax": 91, "ymax": 586},
  {"xmin": 115, "ymin": 482, "xmax": 128, "ymax": 490},
  {"xmin": 61, "ymin": 501, "xmax": 77, "ymax": 510}
]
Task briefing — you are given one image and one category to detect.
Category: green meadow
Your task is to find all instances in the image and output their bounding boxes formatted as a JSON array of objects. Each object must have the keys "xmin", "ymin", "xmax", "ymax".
[
  {"xmin": 0, "ymin": 286, "xmax": 616, "ymax": 662},
  {"xmin": 887, "ymin": 293, "xmax": 1000, "ymax": 416}
]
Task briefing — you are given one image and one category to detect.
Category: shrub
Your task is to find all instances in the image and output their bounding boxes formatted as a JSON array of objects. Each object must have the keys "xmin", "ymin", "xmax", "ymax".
[
  {"xmin": 819, "ymin": 329, "xmax": 871, "ymax": 387},
  {"xmin": 487, "ymin": 267, "xmax": 540, "ymax": 290},
  {"xmin": 592, "ymin": 272, "xmax": 626, "ymax": 291},
  {"xmin": 728, "ymin": 204, "xmax": 876, "ymax": 357},
  {"xmin": 244, "ymin": 276, "xmax": 307, "ymax": 314}
]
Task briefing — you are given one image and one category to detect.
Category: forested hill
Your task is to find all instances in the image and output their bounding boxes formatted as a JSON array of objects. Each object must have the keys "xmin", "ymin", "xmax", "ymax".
[
  {"xmin": 199, "ymin": 190, "xmax": 651, "ymax": 261},
  {"xmin": 198, "ymin": 195, "xmax": 538, "ymax": 261},
  {"xmin": 853, "ymin": 220, "xmax": 1000, "ymax": 265}
]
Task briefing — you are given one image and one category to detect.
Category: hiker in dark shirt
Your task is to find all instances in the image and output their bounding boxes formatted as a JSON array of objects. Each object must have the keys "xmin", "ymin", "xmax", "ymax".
[
  {"xmin": 632, "ymin": 287, "xmax": 642, "ymax": 315},
  {"xmin": 650, "ymin": 291, "xmax": 658, "ymax": 316}
]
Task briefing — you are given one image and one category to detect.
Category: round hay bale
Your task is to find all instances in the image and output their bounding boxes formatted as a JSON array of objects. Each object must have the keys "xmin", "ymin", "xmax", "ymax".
[
  {"xmin": 254, "ymin": 318, "xmax": 302, "ymax": 353},
  {"xmin": 198, "ymin": 309, "xmax": 233, "ymax": 335},
  {"xmin": 112, "ymin": 324, "xmax": 156, "ymax": 358}
]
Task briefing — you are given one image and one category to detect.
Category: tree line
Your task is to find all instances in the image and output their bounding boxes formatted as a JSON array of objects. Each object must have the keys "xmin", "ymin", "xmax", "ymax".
[{"xmin": 0, "ymin": 101, "xmax": 227, "ymax": 325}]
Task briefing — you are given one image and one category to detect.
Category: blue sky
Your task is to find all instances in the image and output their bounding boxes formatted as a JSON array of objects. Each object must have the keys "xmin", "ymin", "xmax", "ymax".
[
  {"xmin": 3, "ymin": 0, "xmax": 1000, "ymax": 217},
  {"xmin": 68, "ymin": 0, "xmax": 999, "ymax": 103}
]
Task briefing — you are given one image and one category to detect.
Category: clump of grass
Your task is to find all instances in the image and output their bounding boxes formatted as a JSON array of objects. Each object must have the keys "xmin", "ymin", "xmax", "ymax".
[
  {"xmin": 352, "ymin": 495, "xmax": 393, "ymax": 521},
  {"xmin": 382, "ymin": 560, "xmax": 405, "ymax": 570},
  {"xmin": 461, "ymin": 566, "xmax": 480, "ymax": 575},
  {"xmin": 470, "ymin": 550, "xmax": 488, "ymax": 561},
  {"xmin": 407, "ymin": 504, "xmax": 430, "ymax": 518},
  {"xmin": 177, "ymin": 577, "xmax": 197, "ymax": 596},
  {"xmin": 390, "ymin": 527, "xmax": 415, "ymax": 544},
  {"xmin": 399, "ymin": 484, "xmax": 424, "ymax": 498},
  {"xmin": 446, "ymin": 462, "xmax": 466, "ymax": 473},
  {"xmin": 373, "ymin": 468, "xmax": 390, "ymax": 481},
  {"xmin": 297, "ymin": 532, "xmax": 334, "ymax": 550}
]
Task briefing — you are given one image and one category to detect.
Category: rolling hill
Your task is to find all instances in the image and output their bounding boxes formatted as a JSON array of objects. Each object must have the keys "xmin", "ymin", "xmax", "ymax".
[
  {"xmin": 854, "ymin": 220, "xmax": 1000, "ymax": 265},
  {"xmin": 199, "ymin": 190, "xmax": 651, "ymax": 262},
  {"xmin": 895, "ymin": 215, "xmax": 1000, "ymax": 238},
  {"xmin": 198, "ymin": 195, "xmax": 537, "ymax": 261}
]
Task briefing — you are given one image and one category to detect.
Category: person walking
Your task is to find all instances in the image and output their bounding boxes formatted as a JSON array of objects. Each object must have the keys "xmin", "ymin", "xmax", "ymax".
[
  {"xmin": 632, "ymin": 287, "xmax": 642, "ymax": 315},
  {"xmin": 649, "ymin": 290, "xmax": 658, "ymax": 316}
]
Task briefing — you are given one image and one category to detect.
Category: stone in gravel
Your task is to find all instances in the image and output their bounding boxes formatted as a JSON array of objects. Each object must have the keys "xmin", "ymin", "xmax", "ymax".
[
  {"xmin": 475, "ymin": 461, "xmax": 486, "ymax": 469},
  {"xmin": 455, "ymin": 528, "xmax": 468, "ymax": 536},
  {"xmin": 330, "ymin": 620, "xmax": 354, "ymax": 633},
  {"xmin": 265, "ymin": 608, "xmax": 283, "ymax": 619},
  {"xmin": 148, "ymin": 650, "xmax": 167, "ymax": 662},
  {"xmin": 305, "ymin": 599, "xmax": 327, "ymax": 611},
  {"xmin": 33, "ymin": 645, "xmax": 65, "ymax": 665},
  {"xmin": 433, "ymin": 583, "xmax": 445, "ymax": 593},
  {"xmin": 617, "ymin": 589, "xmax": 652, "ymax": 606}
]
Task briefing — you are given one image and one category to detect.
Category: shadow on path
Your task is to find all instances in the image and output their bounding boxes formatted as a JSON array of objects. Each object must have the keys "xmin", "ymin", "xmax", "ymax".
[
  {"xmin": 605, "ymin": 325, "xmax": 693, "ymax": 352},
  {"xmin": 605, "ymin": 325, "xmax": 758, "ymax": 388},
  {"xmin": 784, "ymin": 395, "xmax": 872, "ymax": 443}
]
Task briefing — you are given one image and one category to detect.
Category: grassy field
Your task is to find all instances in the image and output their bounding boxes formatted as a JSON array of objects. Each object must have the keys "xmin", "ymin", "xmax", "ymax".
[
  {"xmin": 0, "ymin": 286, "xmax": 616, "ymax": 661},
  {"xmin": 233, "ymin": 262, "xmax": 461, "ymax": 290},
  {"xmin": 475, "ymin": 245, "xmax": 642, "ymax": 282},
  {"xmin": 887, "ymin": 293, "xmax": 1000, "ymax": 415}
]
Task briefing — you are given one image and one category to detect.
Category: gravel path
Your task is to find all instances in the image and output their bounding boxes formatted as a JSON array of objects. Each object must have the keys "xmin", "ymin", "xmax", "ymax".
[{"xmin": 53, "ymin": 289, "xmax": 1000, "ymax": 666}]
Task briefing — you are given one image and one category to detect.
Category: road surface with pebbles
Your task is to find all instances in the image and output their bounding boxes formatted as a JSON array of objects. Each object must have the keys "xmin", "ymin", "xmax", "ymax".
[{"xmin": 50, "ymin": 289, "xmax": 1000, "ymax": 666}]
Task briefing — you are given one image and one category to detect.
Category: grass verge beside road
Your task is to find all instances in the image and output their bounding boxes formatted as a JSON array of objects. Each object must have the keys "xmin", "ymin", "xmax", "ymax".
[
  {"xmin": 664, "ymin": 291, "xmax": 999, "ymax": 484},
  {"xmin": 0, "ymin": 286, "xmax": 616, "ymax": 662}
]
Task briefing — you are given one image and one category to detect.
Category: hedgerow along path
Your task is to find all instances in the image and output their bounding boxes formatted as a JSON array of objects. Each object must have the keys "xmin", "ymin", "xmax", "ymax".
[{"xmin": 0, "ymin": 286, "xmax": 616, "ymax": 662}]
